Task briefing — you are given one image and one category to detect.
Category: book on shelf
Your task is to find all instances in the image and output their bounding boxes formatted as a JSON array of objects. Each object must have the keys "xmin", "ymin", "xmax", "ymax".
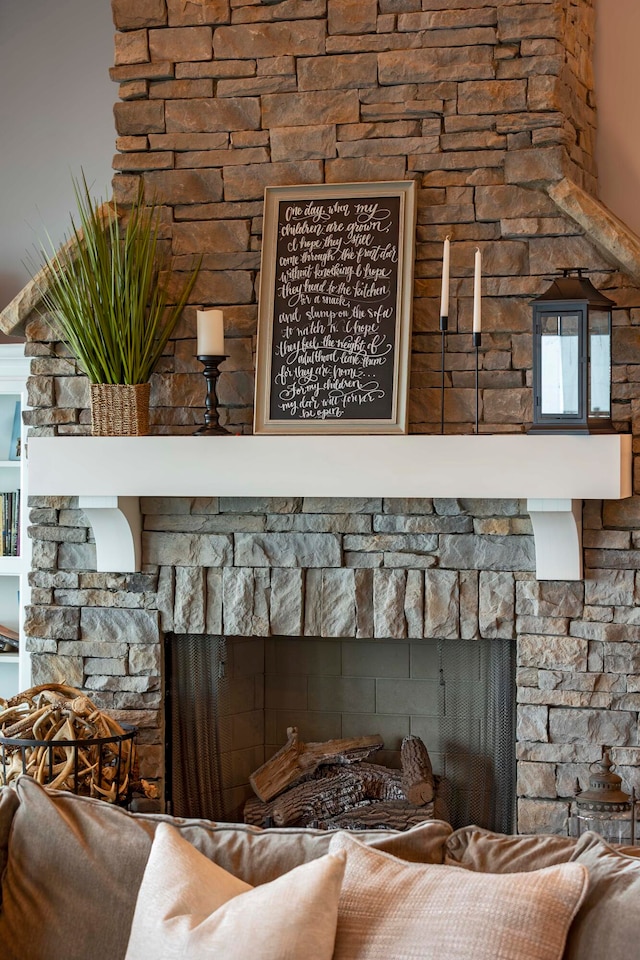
[
  {"xmin": 0, "ymin": 491, "xmax": 20, "ymax": 557},
  {"xmin": 0, "ymin": 622, "xmax": 18, "ymax": 652}
]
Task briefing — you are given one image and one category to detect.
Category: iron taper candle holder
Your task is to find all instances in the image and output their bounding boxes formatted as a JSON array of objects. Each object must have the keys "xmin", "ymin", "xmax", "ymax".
[
  {"xmin": 473, "ymin": 331, "xmax": 481, "ymax": 435},
  {"xmin": 194, "ymin": 354, "xmax": 228, "ymax": 436}
]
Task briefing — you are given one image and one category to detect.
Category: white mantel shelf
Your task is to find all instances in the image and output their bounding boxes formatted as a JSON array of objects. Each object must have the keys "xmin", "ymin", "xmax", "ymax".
[{"xmin": 28, "ymin": 434, "xmax": 633, "ymax": 581}]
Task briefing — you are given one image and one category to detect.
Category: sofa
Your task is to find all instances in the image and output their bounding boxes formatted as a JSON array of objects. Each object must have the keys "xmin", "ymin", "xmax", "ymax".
[{"xmin": 0, "ymin": 775, "xmax": 639, "ymax": 960}]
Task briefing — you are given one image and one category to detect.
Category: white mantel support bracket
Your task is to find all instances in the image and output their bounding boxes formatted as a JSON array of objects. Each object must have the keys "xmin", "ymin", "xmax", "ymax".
[
  {"xmin": 526, "ymin": 498, "xmax": 583, "ymax": 581},
  {"xmin": 78, "ymin": 496, "xmax": 141, "ymax": 573}
]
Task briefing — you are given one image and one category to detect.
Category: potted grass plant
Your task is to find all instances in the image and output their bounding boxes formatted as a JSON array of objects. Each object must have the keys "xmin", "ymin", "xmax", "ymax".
[{"xmin": 31, "ymin": 175, "xmax": 200, "ymax": 436}]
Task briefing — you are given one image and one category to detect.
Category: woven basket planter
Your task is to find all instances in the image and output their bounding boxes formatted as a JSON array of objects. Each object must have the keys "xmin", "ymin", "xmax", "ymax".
[{"xmin": 90, "ymin": 382, "xmax": 151, "ymax": 436}]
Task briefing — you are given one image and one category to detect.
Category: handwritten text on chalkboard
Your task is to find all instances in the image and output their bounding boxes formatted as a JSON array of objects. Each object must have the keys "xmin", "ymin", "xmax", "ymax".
[{"xmin": 255, "ymin": 183, "xmax": 415, "ymax": 434}]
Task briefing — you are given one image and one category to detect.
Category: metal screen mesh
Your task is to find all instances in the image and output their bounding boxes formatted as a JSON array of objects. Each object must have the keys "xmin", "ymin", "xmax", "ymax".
[
  {"xmin": 165, "ymin": 633, "xmax": 227, "ymax": 821},
  {"xmin": 437, "ymin": 637, "xmax": 516, "ymax": 833}
]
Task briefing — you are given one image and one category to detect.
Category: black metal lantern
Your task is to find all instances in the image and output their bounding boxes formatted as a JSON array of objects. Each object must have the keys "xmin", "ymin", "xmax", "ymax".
[{"xmin": 530, "ymin": 268, "xmax": 614, "ymax": 434}]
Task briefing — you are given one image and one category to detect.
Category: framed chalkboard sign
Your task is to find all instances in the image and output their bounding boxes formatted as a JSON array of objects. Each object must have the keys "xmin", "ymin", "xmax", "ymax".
[{"xmin": 254, "ymin": 181, "xmax": 416, "ymax": 435}]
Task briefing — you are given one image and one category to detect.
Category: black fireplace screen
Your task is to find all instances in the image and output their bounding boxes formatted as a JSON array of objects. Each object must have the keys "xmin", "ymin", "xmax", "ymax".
[{"xmin": 165, "ymin": 634, "xmax": 515, "ymax": 832}]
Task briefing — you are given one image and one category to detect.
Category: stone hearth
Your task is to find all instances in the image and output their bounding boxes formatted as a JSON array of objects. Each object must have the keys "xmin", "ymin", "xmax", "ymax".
[{"xmin": 4, "ymin": 0, "xmax": 640, "ymax": 835}]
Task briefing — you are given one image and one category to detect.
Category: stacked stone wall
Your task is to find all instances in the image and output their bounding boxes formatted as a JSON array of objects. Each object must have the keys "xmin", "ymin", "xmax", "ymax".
[{"xmin": 20, "ymin": 0, "xmax": 640, "ymax": 831}]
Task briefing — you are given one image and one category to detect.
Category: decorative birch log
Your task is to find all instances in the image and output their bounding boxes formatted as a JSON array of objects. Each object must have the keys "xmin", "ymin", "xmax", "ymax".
[
  {"xmin": 400, "ymin": 735, "xmax": 435, "ymax": 805},
  {"xmin": 249, "ymin": 726, "xmax": 384, "ymax": 802}
]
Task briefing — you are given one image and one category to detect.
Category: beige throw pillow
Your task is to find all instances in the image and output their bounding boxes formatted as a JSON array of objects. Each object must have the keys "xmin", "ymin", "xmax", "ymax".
[
  {"xmin": 329, "ymin": 831, "xmax": 588, "ymax": 960},
  {"xmin": 445, "ymin": 823, "xmax": 577, "ymax": 873},
  {"xmin": 125, "ymin": 822, "xmax": 345, "ymax": 960}
]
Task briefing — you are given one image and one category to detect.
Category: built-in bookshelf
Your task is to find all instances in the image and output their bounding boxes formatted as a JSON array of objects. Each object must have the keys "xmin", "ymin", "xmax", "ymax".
[{"xmin": 0, "ymin": 344, "xmax": 30, "ymax": 700}]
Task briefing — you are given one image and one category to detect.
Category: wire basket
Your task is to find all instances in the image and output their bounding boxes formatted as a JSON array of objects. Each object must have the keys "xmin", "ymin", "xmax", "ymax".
[{"xmin": 0, "ymin": 722, "xmax": 138, "ymax": 807}]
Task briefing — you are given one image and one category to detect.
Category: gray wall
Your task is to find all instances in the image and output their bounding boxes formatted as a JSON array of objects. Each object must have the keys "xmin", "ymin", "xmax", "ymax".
[{"xmin": 0, "ymin": 0, "xmax": 115, "ymax": 312}]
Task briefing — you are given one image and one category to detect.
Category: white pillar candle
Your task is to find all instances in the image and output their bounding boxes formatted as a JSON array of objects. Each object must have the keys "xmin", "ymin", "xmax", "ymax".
[
  {"xmin": 472, "ymin": 248, "xmax": 482, "ymax": 334},
  {"xmin": 439, "ymin": 236, "xmax": 450, "ymax": 319},
  {"xmin": 196, "ymin": 308, "xmax": 225, "ymax": 356}
]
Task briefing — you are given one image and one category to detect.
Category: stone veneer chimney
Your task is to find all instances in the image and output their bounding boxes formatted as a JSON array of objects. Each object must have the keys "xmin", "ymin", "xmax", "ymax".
[{"xmin": 14, "ymin": 0, "xmax": 640, "ymax": 832}]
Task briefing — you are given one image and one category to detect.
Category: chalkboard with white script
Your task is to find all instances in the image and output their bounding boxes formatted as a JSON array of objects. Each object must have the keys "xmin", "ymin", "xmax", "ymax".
[{"xmin": 254, "ymin": 181, "xmax": 416, "ymax": 434}]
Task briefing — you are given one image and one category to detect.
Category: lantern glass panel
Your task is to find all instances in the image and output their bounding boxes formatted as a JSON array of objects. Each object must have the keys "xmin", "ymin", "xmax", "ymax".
[
  {"xmin": 588, "ymin": 309, "xmax": 611, "ymax": 419},
  {"xmin": 539, "ymin": 313, "xmax": 580, "ymax": 416}
]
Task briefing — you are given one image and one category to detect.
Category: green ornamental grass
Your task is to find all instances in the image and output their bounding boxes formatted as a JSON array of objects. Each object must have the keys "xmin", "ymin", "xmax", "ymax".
[{"xmin": 33, "ymin": 175, "xmax": 200, "ymax": 385}]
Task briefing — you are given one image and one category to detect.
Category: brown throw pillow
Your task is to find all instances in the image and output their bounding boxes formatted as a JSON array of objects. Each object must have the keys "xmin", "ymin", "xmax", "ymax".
[
  {"xmin": 445, "ymin": 823, "xmax": 577, "ymax": 872},
  {"xmin": 565, "ymin": 830, "xmax": 640, "ymax": 960},
  {"xmin": 0, "ymin": 786, "xmax": 19, "ymax": 908}
]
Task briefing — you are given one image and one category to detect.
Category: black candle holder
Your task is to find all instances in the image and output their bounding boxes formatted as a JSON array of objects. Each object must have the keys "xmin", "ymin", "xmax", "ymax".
[
  {"xmin": 194, "ymin": 354, "xmax": 228, "ymax": 436},
  {"xmin": 473, "ymin": 331, "xmax": 481, "ymax": 435},
  {"xmin": 439, "ymin": 314, "xmax": 448, "ymax": 434}
]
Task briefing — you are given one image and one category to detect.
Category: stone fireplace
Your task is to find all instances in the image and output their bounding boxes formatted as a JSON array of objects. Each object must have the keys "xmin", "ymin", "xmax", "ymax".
[{"xmin": 4, "ymin": 0, "xmax": 640, "ymax": 835}]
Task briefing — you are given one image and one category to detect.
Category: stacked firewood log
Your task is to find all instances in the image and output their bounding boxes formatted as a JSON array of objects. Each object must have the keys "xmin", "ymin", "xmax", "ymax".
[
  {"xmin": 0, "ymin": 682, "xmax": 156, "ymax": 804},
  {"xmin": 244, "ymin": 727, "xmax": 448, "ymax": 830}
]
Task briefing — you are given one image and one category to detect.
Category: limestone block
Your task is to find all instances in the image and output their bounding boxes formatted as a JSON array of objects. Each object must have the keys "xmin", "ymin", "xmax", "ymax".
[
  {"xmin": 223, "ymin": 159, "xmax": 323, "ymax": 201},
  {"xmin": 479, "ymin": 571, "xmax": 515, "ymax": 639},
  {"xmin": 214, "ymin": 22, "xmax": 326, "ymax": 60},
  {"xmin": 440, "ymin": 534, "xmax": 535, "ymax": 572},
  {"xmin": 399, "ymin": 8, "xmax": 497, "ymax": 31},
  {"xmin": 516, "ymin": 579, "xmax": 584, "ymax": 618},
  {"xmin": 270, "ymin": 125, "xmax": 336, "ymax": 162},
  {"xmin": 174, "ymin": 565, "xmax": 206, "ymax": 633},
  {"xmin": 57, "ymin": 542, "xmax": 97, "ymax": 571},
  {"xmin": 148, "ymin": 26, "xmax": 213, "ymax": 62},
  {"xmin": 303, "ymin": 568, "xmax": 323, "ymax": 635},
  {"xmin": 476, "ymin": 184, "xmax": 556, "ymax": 221},
  {"xmin": 220, "ymin": 497, "xmax": 300, "ymax": 514},
  {"xmin": 143, "ymin": 532, "xmax": 233, "ymax": 567},
  {"xmin": 24, "ymin": 605, "xmax": 80, "ymax": 641},
  {"xmin": 267, "ymin": 514, "xmax": 370, "ymax": 534},
  {"xmin": 424, "ymin": 569, "xmax": 459, "ymax": 639},
  {"xmin": 189, "ymin": 269, "xmax": 254, "ymax": 304},
  {"xmin": 321, "ymin": 569, "xmax": 357, "ymax": 637},
  {"xmin": 157, "ymin": 170, "xmax": 228, "ymax": 207},
  {"xmin": 549, "ymin": 707, "xmax": 635, "ymax": 746},
  {"xmin": 373, "ymin": 569, "xmax": 407, "ymax": 639},
  {"xmin": 172, "ymin": 219, "xmax": 250, "ymax": 254},
  {"xmin": 114, "ymin": 101, "xmax": 165, "ymax": 136},
  {"xmin": 253, "ymin": 569, "xmax": 270, "ymax": 636},
  {"xmin": 602, "ymin": 643, "xmax": 640, "ymax": 674},
  {"xmin": 374, "ymin": 515, "xmax": 473, "ymax": 534},
  {"xmin": 297, "ymin": 53, "xmax": 377, "ymax": 91},
  {"xmin": 84, "ymin": 658, "xmax": 127, "ymax": 677},
  {"xmin": 504, "ymin": 146, "xmax": 566, "ymax": 187},
  {"xmin": 515, "ymin": 616, "xmax": 570, "ymax": 636},
  {"xmin": 205, "ymin": 568, "xmax": 223, "ymax": 634},
  {"xmin": 498, "ymin": 4, "xmax": 563, "ymax": 43},
  {"xmin": 382, "ymin": 499, "xmax": 434, "ymax": 515},
  {"xmin": 216, "ymin": 371, "xmax": 255, "ymax": 407},
  {"xmin": 270, "ymin": 568, "xmax": 304, "ymax": 635},
  {"xmin": 518, "ymin": 634, "xmax": 587, "ymax": 671},
  {"xmin": 54, "ymin": 376, "xmax": 90, "ymax": 410},
  {"xmin": 223, "ymin": 568, "xmax": 263, "ymax": 635},
  {"xmin": 27, "ymin": 376, "xmax": 55, "ymax": 408},
  {"xmin": 112, "ymin": 0, "xmax": 167, "ymax": 30},
  {"xmin": 516, "ymin": 799, "xmax": 569, "ymax": 836},
  {"xmin": 355, "ymin": 568, "xmax": 374, "ymax": 638},
  {"xmin": 378, "ymin": 46, "xmax": 493, "ymax": 85},
  {"xmin": 584, "ymin": 569, "xmax": 635, "ymax": 606},
  {"xmin": 404, "ymin": 568, "xmax": 424, "ymax": 639},
  {"xmin": 165, "ymin": 97, "xmax": 259, "ymax": 134},
  {"xmin": 24, "ymin": 638, "xmax": 58, "ymax": 654},
  {"xmin": 460, "ymin": 569, "xmax": 479, "ymax": 639},
  {"xmin": 166, "ymin": 0, "xmax": 228, "ymax": 25},
  {"xmin": 129, "ymin": 643, "xmax": 162, "ymax": 676},
  {"xmin": 31, "ymin": 654, "xmax": 83, "ymax": 689},
  {"xmin": 263, "ymin": 89, "xmax": 359, "ymax": 128},
  {"xmin": 326, "ymin": 157, "xmax": 407, "ymax": 183},
  {"xmin": 379, "ymin": 0, "xmax": 419, "ymax": 12},
  {"xmin": 235, "ymin": 532, "xmax": 341, "ymax": 567},
  {"xmin": 114, "ymin": 29, "xmax": 149, "ymax": 65},
  {"xmin": 31, "ymin": 540, "xmax": 58, "ymax": 571},
  {"xmin": 516, "ymin": 704, "xmax": 548, "ymax": 742},
  {"xmin": 328, "ymin": 0, "xmax": 377, "ymax": 34},
  {"xmin": 517, "ymin": 761, "xmax": 557, "ymax": 798},
  {"xmin": 458, "ymin": 79, "xmax": 527, "ymax": 115},
  {"xmin": 304, "ymin": 498, "xmax": 381, "ymax": 514},
  {"xmin": 81, "ymin": 607, "xmax": 160, "ymax": 645}
]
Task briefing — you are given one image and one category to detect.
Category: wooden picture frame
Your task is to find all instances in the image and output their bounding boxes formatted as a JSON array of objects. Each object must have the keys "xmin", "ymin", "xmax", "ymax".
[{"xmin": 254, "ymin": 180, "xmax": 416, "ymax": 435}]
